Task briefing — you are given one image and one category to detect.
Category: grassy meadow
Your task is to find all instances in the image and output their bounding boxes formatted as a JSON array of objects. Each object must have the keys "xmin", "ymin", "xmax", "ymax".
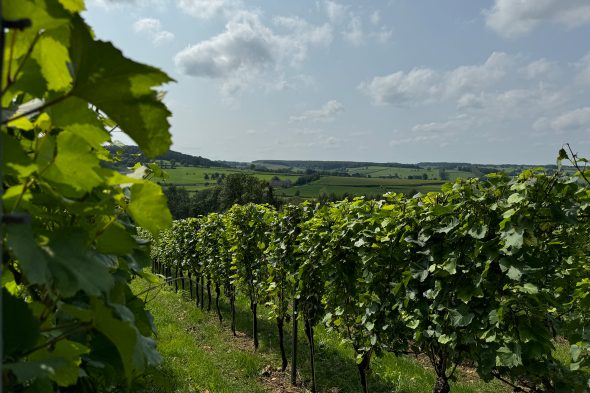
[{"xmin": 160, "ymin": 166, "xmax": 452, "ymax": 198}]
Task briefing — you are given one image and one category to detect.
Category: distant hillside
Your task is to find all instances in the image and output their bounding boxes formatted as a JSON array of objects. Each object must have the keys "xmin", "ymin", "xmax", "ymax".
[
  {"xmin": 106, "ymin": 145, "xmax": 228, "ymax": 168},
  {"xmin": 252, "ymin": 160, "xmax": 421, "ymax": 171}
]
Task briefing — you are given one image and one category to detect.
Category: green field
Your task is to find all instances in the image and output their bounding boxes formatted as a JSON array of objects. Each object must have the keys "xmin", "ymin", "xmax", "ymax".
[
  {"xmin": 162, "ymin": 167, "xmax": 449, "ymax": 198},
  {"xmin": 278, "ymin": 176, "xmax": 445, "ymax": 198},
  {"xmin": 160, "ymin": 167, "xmax": 300, "ymax": 191},
  {"xmin": 346, "ymin": 165, "xmax": 473, "ymax": 180}
]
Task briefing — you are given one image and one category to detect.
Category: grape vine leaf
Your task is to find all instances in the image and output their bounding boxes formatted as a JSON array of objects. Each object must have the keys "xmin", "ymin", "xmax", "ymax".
[
  {"xmin": 69, "ymin": 16, "xmax": 173, "ymax": 157},
  {"xmin": 2, "ymin": 289, "xmax": 40, "ymax": 357}
]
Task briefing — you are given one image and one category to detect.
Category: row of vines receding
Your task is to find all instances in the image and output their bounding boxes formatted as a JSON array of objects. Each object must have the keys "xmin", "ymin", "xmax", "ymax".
[{"xmin": 148, "ymin": 161, "xmax": 590, "ymax": 393}]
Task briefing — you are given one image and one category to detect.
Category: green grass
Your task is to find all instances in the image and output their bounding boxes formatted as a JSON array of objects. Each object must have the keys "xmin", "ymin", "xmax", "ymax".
[
  {"xmin": 345, "ymin": 166, "xmax": 473, "ymax": 181},
  {"xmin": 132, "ymin": 278, "xmax": 511, "ymax": 393},
  {"xmin": 279, "ymin": 176, "xmax": 446, "ymax": 198},
  {"xmin": 159, "ymin": 167, "xmax": 300, "ymax": 192},
  {"xmin": 159, "ymin": 167, "xmax": 448, "ymax": 197}
]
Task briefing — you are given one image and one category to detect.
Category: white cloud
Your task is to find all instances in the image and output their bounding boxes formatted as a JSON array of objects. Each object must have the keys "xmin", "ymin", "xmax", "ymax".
[
  {"xmin": 133, "ymin": 18, "xmax": 175, "ymax": 46},
  {"xmin": 457, "ymin": 93, "xmax": 485, "ymax": 110},
  {"xmin": 371, "ymin": 27, "xmax": 393, "ymax": 44},
  {"xmin": 549, "ymin": 107, "xmax": 590, "ymax": 132},
  {"xmin": 359, "ymin": 68, "xmax": 437, "ymax": 106},
  {"xmin": 521, "ymin": 58, "xmax": 555, "ymax": 79},
  {"xmin": 177, "ymin": 0, "xmax": 238, "ymax": 19},
  {"xmin": 133, "ymin": 17, "xmax": 161, "ymax": 33},
  {"xmin": 444, "ymin": 52, "xmax": 513, "ymax": 96},
  {"xmin": 153, "ymin": 31, "xmax": 175, "ymax": 45},
  {"xmin": 484, "ymin": 0, "xmax": 590, "ymax": 38},
  {"xmin": 273, "ymin": 16, "xmax": 333, "ymax": 63},
  {"xmin": 411, "ymin": 114, "xmax": 475, "ymax": 134},
  {"xmin": 360, "ymin": 52, "xmax": 514, "ymax": 106},
  {"xmin": 370, "ymin": 10, "xmax": 381, "ymax": 26},
  {"xmin": 290, "ymin": 100, "xmax": 344, "ymax": 122},
  {"xmin": 575, "ymin": 52, "xmax": 590, "ymax": 85},
  {"xmin": 89, "ymin": 0, "xmax": 167, "ymax": 10},
  {"xmin": 324, "ymin": 0, "xmax": 348, "ymax": 24},
  {"xmin": 343, "ymin": 15, "xmax": 364, "ymax": 46},
  {"xmin": 174, "ymin": 11, "xmax": 330, "ymax": 95}
]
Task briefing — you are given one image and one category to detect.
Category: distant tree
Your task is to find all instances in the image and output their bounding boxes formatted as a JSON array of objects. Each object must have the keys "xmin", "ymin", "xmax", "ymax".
[
  {"xmin": 204, "ymin": 173, "xmax": 209, "ymax": 180},
  {"xmin": 219, "ymin": 173, "xmax": 277, "ymax": 210},
  {"xmin": 438, "ymin": 168, "xmax": 449, "ymax": 180},
  {"xmin": 164, "ymin": 184, "xmax": 191, "ymax": 219},
  {"xmin": 422, "ymin": 173, "xmax": 428, "ymax": 180},
  {"xmin": 191, "ymin": 187, "xmax": 222, "ymax": 216}
]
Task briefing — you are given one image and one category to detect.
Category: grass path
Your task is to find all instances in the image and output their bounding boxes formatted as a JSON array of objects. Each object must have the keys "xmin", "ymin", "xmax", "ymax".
[{"xmin": 132, "ymin": 278, "xmax": 510, "ymax": 393}]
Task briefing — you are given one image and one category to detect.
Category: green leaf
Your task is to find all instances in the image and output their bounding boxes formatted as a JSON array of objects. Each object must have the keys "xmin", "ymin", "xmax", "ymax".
[
  {"xmin": 557, "ymin": 148, "xmax": 568, "ymax": 162},
  {"xmin": 518, "ymin": 283, "xmax": 538, "ymax": 294},
  {"xmin": 438, "ymin": 334, "xmax": 453, "ymax": 344},
  {"xmin": 496, "ymin": 346, "xmax": 522, "ymax": 367},
  {"xmin": 442, "ymin": 260, "xmax": 457, "ymax": 275},
  {"xmin": 32, "ymin": 36, "xmax": 72, "ymax": 92},
  {"xmin": 6, "ymin": 224, "xmax": 51, "ymax": 286},
  {"xmin": 507, "ymin": 193, "xmax": 524, "ymax": 204},
  {"xmin": 570, "ymin": 344, "xmax": 582, "ymax": 362},
  {"xmin": 69, "ymin": 16, "xmax": 173, "ymax": 157},
  {"xmin": 502, "ymin": 228, "xmax": 524, "ymax": 252},
  {"xmin": 58, "ymin": 0, "xmax": 85, "ymax": 12},
  {"xmin": 128, "ymin": 182, "xmax": 172, "ymax": 235},
  {"xmin": 47, "ymin": 230, "xmax": 115, "ymax": 298},
  {"xmin": 95, "ymin": 222, "xmax": 137, "ymax": 255},
  {"xmin": 42, "ymin": 130, "xmax": 104, "ymax": 196},
  {"xmin": 2, "ymin": 289, "xmax": 40, "ymax": 357},
  {"xmin": 92, "ymin": 299, "xmax": 161, "ymax": 383},
  {"xmin": 449, "ymin": 308, "xmax": 474, "ymax": 327},
  {"xmin": 468, "ymin": 224, "xmax": 487, "ymax": 239},
  {"xmin": 28, "ymin": 340, "xmax": 89, "ymax": 386},
  {"xmin": 506, "ymin": 266, "xmax": 522, "ymax": 281}
]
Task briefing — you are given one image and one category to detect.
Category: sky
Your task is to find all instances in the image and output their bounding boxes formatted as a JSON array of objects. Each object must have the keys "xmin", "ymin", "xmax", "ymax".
[{"xmin": 84, "ymin": 0, "xmax": 590, "ymax": 164}]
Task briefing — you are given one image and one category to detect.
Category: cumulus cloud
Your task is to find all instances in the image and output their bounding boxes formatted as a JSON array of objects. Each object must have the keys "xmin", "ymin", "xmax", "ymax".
[
  {"xmin": 575, "ymin": 52, "xmax": 590, "ymax": 85},
  {"xmin": 290, "ymin": 100, "xmax": 344, "ymax": 122},
  {"xmin": 484, "ymin": 0, "xmax": 590, "ymax": 38},
  {"xmin": 177, "ymin": 0, "xmax": 239, "ymax": 19},
  {"xmin": 89, "ymin": 0, "xmax": 167, "ymax": 10},
  {"xmin": 359, "ymin": 68, "xmax": 438, "ymax": 106},
  {"xmin": 324, "ymin": 0, "xmax": 348, "ymax": 24},
  {"xmin": 370, "ymin": 10, "xmax": 381, "ymax": 26},
  {"xmin": 322, "ymin": 1, "xmax": 391, "ymax": 45},
  {"xmin": 521, "ymin": 58, "xmax": 555, "ymax": 80},
  {"xmin": 360, "ymin": 52, "xmax": 513, "ymax": 106},
  {"xmin": 133, "ymin": 18, "xmax": 175, "ymax": 46},
  {"xmin": 174, "ymin": 11, "xmax": 330, "ymax": 95},
  {"xmin": 343, "ymin": 15, "xmax": 364, "ymax": 46},
  {"xmin": 548, "ymin": 107, "xmax": 590, "ymax": 132},
  {"xmin": 273, "ymin": 16, "xmax": 333, "ymax": 62}
]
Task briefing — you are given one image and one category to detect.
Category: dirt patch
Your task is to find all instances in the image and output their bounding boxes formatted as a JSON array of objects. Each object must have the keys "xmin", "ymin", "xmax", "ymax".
[
  {"xmin": 258, "ymin": 365, "xmax": 306, "ymax": 393},
  {"xmin": 230, "ymin": 330, "xmax": 255, "ymax": 352}
]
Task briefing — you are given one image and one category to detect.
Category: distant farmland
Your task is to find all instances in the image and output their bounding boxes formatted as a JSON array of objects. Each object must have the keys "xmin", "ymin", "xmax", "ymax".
[{"xmin": 160, "ymin": 166, "xmax": 449, "ymax": 198}]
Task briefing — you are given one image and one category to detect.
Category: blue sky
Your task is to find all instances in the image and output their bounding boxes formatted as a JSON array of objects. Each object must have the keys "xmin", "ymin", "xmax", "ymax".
[{"xmin": 85, "ymin": 0, "xmax": 590, "ymax": 164}]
